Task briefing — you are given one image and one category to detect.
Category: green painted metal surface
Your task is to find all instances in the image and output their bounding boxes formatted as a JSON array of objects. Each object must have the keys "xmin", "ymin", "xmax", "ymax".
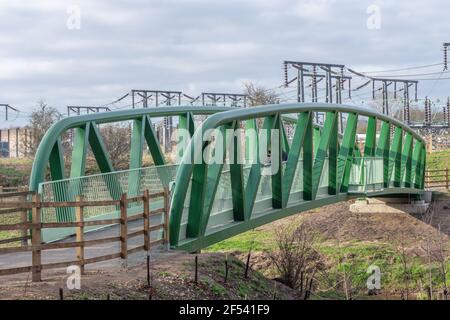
[
  {"xmin": 30, "ymin": 103, "xmax": 426, "ymax": 250},
  {"xmin": 168, "ymin": 103, "xmax": 426, "ymax": 250}
]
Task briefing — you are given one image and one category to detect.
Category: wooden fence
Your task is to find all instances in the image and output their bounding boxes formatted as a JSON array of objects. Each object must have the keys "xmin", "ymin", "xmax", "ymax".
[
  {"xmin": 0, "ymin": 189, "xmax": 169, "ymax": 282},
  {"xmin": 425, "ymin": 168, "xmax": 449, "ymax": 189},
  {"xmin": 0, "ymin": 186, "xmax": 28, "ymax": 193},
  {"xmin": 0, "ymin": 190, "xmax": 34, "ymax": 246}
]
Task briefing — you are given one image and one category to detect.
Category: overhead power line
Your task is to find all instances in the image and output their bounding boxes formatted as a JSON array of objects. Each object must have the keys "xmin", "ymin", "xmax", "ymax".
[{"xmin": 353, "ymin": 62, "xmax": 443, "ymax": 74}]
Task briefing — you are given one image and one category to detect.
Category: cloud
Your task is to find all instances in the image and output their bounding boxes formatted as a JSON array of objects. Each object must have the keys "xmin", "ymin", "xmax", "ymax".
[{"xmin": 0, "ymin": 0, "xmax": 448, "ymax": 124}]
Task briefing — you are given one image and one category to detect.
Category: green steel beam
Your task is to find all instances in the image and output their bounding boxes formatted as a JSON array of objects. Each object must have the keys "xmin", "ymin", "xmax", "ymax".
[
  {"xmin": 375, "ymin": 121, "xmax": 391, "ymax": 188},
  {"xmin": 364, "ymin": 117, "xmax": 377, "ymax": 157},
  {"xmin": 243, "ymin": 116, "xmax": 276, "ymax": 216},
  {"xmin": 199, "ymin": 124, "xmax": 234, "ymax": 235},
  {"xmin": 337, "ymin": 113, "xmax": 358, "ymax": 193},
  {"xmin": 311, "ymin": 111, "xmax": 338, "ymax": 200},
  {"xmin": 178, "ymin": 112, "xmax": 195, "ymax": 160},
  {"xmin": 129, "ymin": 117, "xmax": 145, "ymax": 170},
  {"xmin": 88, "ymin": 122, "xmax": 114, "ymax": 173},
  {"xmin": 230, "ymin": 121, "xmax": 246, "ymax": 221},
  {"xmin": 359, "ymin": 117, "xmax": 377, "ymax": 186},
  {"xmin": 280, "ymin": 119, "xmax": 290, "ymax": 155},
  {"xmin": 328, "ymin": 112, "xmax": 339, "ymax": 195},
  {"xmin": 88, "ymin": 122, "xmax": 122, "ymax": 200},
  {"xmin": 272, "ymin": 114, "xmax": 283, "ymax": 209},
  {"xmin": 302, "ymin": 114, "xmax": 314, "ymax": 201},
  {"xmin": 186, "ymin": 139, "xmax": 209, "ymax": 238},
  {"xmin": 417, "ymin": 145, "xmax": 426, "ymax": 189},
  {"xmin": 410, "ymin": 140, "xmax": 422, "ymax": 187},
  {"xmin": 144, "ymin": 116, "xmax": 165, "ymax": 166},
  {"xmin": 313, "ymin": 127, "xmax": 321, "ymax": 156},
  {"xmin": 49, "ymin": 139, "xmax": 65, "ymax": 181},
  {"xmin": 70, "ymin": 125, "xmax": 90, "ymax": 178},
  {"xmin": 49, "ymin": 139, "xmax": 70, "ymax": 221},
  {"xmin": 281, "ymin": 112, "xmax": 311, "ymax": 207},
  {"xmin": 400, "ymin": 133, "xmax": 413, "ymax": 187},
  {"xmin": 245, "ymin": 119, "xmax": 258, "ymax": 164},
  {"xmin": 68, "ymin": 124, "xmax": 90, "ymax": 206},
  {"xmin": 388, "ymin": 127, "xmax": 403, "ymax": 187}
]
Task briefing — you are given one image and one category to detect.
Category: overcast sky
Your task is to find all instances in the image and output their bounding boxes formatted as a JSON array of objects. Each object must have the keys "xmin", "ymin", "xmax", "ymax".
[{"xmin": 0, "ymin": 0, "xmax": 449, "ymax": 123}]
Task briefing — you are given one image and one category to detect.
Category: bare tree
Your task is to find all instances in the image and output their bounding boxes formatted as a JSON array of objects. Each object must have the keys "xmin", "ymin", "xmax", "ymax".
[
  {"xmin": 268, "ymin": 222, "xmax": 323, "ymax": 299},
  {"xmin": 23, "ymin": 99, "xmax": 62, "ymax": 156},
  {"xmin": 395, "ymin": 234, "xmax": 411, "ymax": 300},
  {"xmin": 436, "ymin": 224, "xmax": 449, "ymax": 300},
  {"xmin": 98, "ymin": 123, "xmax": 131, "ymax": 170},
  {"xmin": 243, "ymin": 82, "xmax": 279, "ymax": 107},
  {"xmin": 336, "ymin": 221, "xmax": 352, "ymax": 300}
]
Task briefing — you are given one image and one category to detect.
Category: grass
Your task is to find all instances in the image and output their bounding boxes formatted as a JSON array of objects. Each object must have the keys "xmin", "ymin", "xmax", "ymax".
[
  {"xmin": 205, "ymin": 228, "xmax": 276, "ymax": 252},
  {"xmin": 206, "ymin": 226, "xmax": 450, "ymax": 299},
  {"xmin": 427, "ymin": 150, "xmax": 450, "ymax": 171}
]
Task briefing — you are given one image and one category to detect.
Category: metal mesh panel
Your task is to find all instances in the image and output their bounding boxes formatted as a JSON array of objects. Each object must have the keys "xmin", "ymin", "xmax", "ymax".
[{"xmin": 39, "ymin": 165, "xmax": 179, "ymax": 223}]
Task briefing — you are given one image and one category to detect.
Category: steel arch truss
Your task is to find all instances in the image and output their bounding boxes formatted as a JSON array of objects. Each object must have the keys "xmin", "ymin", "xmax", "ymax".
[
  {"xmin": 169, "ymin": 103, "xmax": 426, "ymax": 251},
  {"xmin": 29, "ymin": 104, "xmax": 426, "ymax": 251}
]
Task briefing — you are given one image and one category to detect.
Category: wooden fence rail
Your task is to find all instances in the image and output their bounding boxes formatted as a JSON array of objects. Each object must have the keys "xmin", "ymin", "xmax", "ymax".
[
  {"xmin": 425, "ymin": 168, "xmax": 449, "ymax": 189},
  {"xmin": 0, "ymin": 189, "xmax": 169, "ymax": 282}
]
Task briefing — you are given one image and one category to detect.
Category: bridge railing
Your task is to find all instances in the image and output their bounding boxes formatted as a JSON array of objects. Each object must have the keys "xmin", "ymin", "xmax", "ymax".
[{"xmin": 37, "ymin": 164, "xmax": 178, "ymax": 242}]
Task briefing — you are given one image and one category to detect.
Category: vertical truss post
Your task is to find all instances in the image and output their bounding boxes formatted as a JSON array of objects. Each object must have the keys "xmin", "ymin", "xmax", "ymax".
[
  {"xmin": 400, "ymin": 133, "xmax": 413, "ymax": 187},
  {"xmin": 311, "ymin": 112, "xmax": 338, "ymax": 200},
  {"xmin": 281, "ymin": 112, "xmax": 311, "ymax": 207},
  {"xmin": 328, "ymin": 112, "xmax": 339, "ymax": 195},
  {"xmin": 230, "ymin": 122, "xmax": 246, "ymax": 221},
  {"xmin": 376, "ymin": 121, "xmax": 391, "ymax": 188},
  {"xmin": 271, "ymin": 114, "xmax": 283, "ymax": 209},
  {"xmin": 338, "ymin": 113, "xmax": 358, "ymax": 193},
  {"xmin": 302, "ymin": 113, "xmax": 314, "ymax": 201},
  {"xmin": 388, "ymin": 127, "xmax": 403, "ymax": 187}
]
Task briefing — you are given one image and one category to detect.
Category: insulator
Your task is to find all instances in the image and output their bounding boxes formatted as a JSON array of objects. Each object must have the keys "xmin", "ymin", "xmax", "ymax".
[
  {"xmin": 284, "ymin": 62, "xmax": 288, "ymax": 87},
  {"xmin": 444, "ymin": 45, "xmax": 449, "ymax": 70},
  {"xmin": 443, "ymin": 107, "xmax": 447, "ymax": 124},
  {"xmin": 447, "ymin": 98, "xmax": 450, "ymax": 124}
]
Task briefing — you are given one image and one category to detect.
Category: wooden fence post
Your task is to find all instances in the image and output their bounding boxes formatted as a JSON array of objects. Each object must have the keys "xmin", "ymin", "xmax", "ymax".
[
  {"xmin": 75, "ymin": 196, "xmax": 85, "ymax": 274},
  {"xmin": 163, "ymin": 187, "xmax": 170, "ymax": 250},
  {"xmin": 120, "ymin": 193, "xmax": 128, "ymax": 260},
  {"xmin": 445, "ymin": 168, "xmax": 449, "ymax": 190},
  {"xmin": 20, "ymin": 193, "xmax": 28, "ymax": 246},
  {"xmin": 31, "ymin": 193, "xmax": 42, "ymax": 282},
  {"xmin": 143, "ymin": 190, "xmax": 150, "ymax": 251}
]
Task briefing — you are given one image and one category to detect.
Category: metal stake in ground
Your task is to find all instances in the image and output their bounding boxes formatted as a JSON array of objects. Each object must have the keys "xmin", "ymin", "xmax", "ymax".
[
  {"xmin": 147, "ymin": 254, "xmax": 151, "ymax": 286},
  {"xmin": 194, "ymin": 256, "xmax": 198, "ymax": 285},
  {"xmin": 224, "ymin": 254, "xmax": 229, "ymax": 283}
]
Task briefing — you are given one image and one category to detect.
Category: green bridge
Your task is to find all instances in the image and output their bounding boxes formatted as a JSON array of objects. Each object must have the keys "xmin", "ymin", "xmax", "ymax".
[{"xmin": 29, "ymin": 103, "xmax": 426, "ymax": 251}]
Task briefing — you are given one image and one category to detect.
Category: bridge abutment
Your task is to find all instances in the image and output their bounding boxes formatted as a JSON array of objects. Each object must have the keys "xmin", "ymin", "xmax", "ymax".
[{"xmin": 350, "ymin": 196, "xmax": 430, "ymax": 215}]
